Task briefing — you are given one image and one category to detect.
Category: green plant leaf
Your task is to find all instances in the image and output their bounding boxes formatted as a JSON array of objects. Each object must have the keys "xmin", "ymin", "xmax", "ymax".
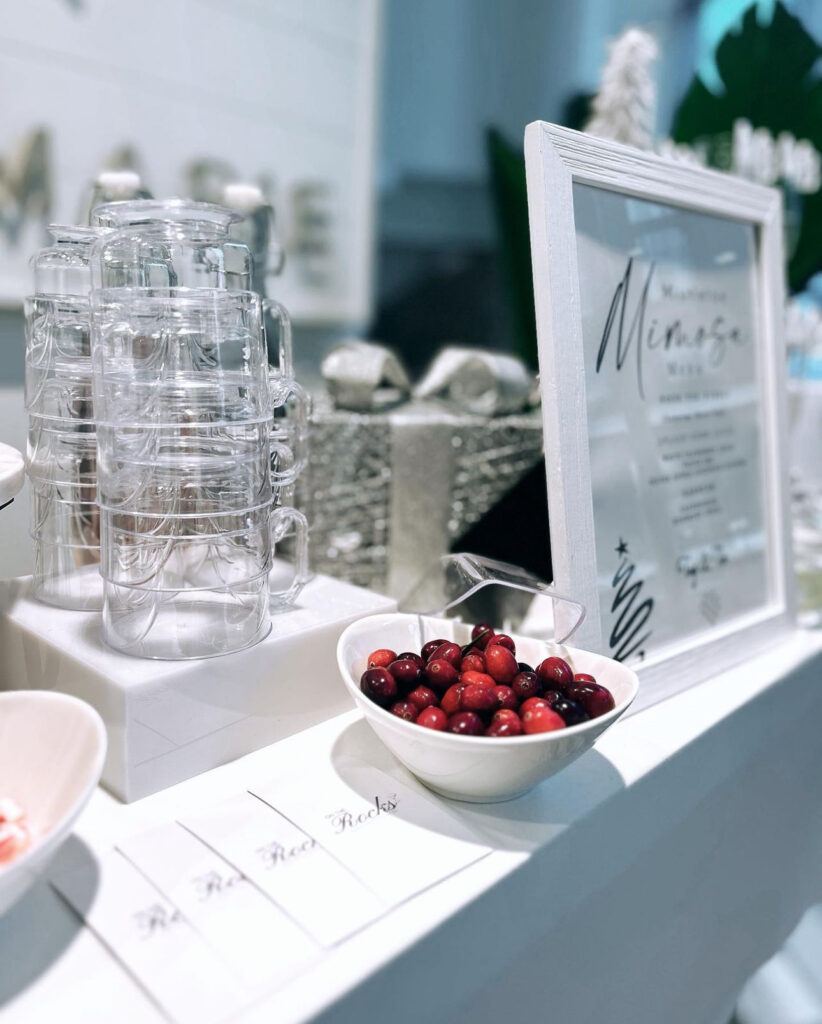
[
  {"xmin": 789, "ymin": 189, "xmax": 822, "ymax": 292},
  {"xmin": 671, "ymin": 1, "xmax": 822, "ymax": 292},
  {"xmin": 672, "ymin": 77, "xmax": 734, "ymax": 143},
  {"xmin": 716, "ymin": 5, "xmax": 820, "ymax": 127},
  {"xmin": 486, "ymin": 127, "xmax": 539, "ymax": 369}
]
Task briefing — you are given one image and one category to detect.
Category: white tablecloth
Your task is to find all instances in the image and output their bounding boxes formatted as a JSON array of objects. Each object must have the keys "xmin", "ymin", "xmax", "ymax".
[{"xmin": 3, "ymin": 629, "xmax": 822, "ymax": 1024}]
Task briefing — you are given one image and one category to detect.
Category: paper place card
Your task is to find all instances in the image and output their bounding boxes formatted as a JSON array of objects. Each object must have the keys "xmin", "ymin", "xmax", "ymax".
[
  {"xmin": 250, "ymin": 757, "xmax": 491, "ymax": 906},
  {"xmin": 180, "ymin": 792, "xmax": 386, "ymax": 947},
  {"xmin": 118, "ymin": 822, "xmax": 319, "ymax": 991},
  {"xmin": 50, "ymin": 847, "xmax": 247, "ymax": 1024}
]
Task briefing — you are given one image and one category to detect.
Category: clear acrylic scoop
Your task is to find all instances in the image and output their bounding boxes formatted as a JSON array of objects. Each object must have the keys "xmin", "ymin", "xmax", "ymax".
[{"xmin": 398, "ymin": 552, "xmax": 586, "ymax": 646}]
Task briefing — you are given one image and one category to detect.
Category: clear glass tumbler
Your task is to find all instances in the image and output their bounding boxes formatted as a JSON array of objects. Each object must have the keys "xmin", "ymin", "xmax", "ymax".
[
  {"xmin": 91, "ymin": 287, "xmax": 307, "ymax": 658},
  {"xmin": 26, "ymin": 225, "xmax": 103, "ymax": 609},
  {"xmin": 32, "ymin": 224, "xmax": 100, "ymax": 296}
]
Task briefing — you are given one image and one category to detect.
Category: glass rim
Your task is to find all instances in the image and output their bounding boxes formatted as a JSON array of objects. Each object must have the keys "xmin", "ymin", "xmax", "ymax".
[
  {"xmin": 47, "ymin": 224, "xmax": 105, "ymax": 243},
  {"xmin": 30, "ymin": 532, "xmax": 100, "ymax": 548},
  {"xmin": 90, "ymin": 286, "xmax": 261, "ymax": 309},
  {"xmin": 24, "ymin": 293, "xmax": 90, "ymax": 309},
  {"xmin": 100, "ymin": 569, "xmax": 273, "ymax": 593},
  {"xmin": 91, "ymin": 198, "xmax": 241, "ymax": 230},
  {"xmin": 27, "ymin": 476, "xmax": 98, "ymax": 487},
  {"xmin": 97, "ymin": 498, "xmax": 276, "ymax": 521}
]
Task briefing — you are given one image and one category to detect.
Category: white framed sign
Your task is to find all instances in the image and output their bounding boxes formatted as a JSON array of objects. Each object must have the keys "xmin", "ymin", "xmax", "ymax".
[{"xmin": 525, "ymin": 121, "xmax": 795, "ymax": 710}]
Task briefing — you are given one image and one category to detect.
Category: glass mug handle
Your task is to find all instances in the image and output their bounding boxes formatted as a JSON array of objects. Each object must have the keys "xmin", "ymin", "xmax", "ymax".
[
  {"xmin": 263, "ymin": 298, "xmax": 293, "ymax": 380},
  {"xmin": 265, "ymin": 202, "xmax": 286, "ymax": 279},
  {"xmin": 269, "ymin": 505, "xmax": 311, "ymax": 611},
  {"xmin": 269, "ymin": 378, "xmax": 309, "ymax": 486}
]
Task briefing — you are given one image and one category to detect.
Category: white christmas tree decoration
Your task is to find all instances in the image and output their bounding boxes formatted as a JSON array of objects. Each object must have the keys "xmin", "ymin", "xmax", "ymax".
[
  {"xmin": 732, "ymin": 119, "xmax": 821, "ymax": 193},
  {"xmin": 656, "ymin": 137, "xmax": 707, "ymax": 167},
  {"xmin": 585, "ymin": 27, "xmax": 659, "ymax": 151}
]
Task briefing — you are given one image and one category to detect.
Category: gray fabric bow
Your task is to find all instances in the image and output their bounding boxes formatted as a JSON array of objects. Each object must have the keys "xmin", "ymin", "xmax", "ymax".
[{"xmin": 322, "ymin": 341, "xmax": 537, "ymax": 416}]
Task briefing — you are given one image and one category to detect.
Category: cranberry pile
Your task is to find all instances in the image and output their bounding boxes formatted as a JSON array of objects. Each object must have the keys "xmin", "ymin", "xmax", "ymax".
[{"xmin": 359, "ymin": 623, "xmax": 616, "ymax": 737}]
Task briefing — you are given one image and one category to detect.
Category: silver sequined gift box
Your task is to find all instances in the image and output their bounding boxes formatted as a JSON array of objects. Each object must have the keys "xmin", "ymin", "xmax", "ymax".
[{"xmin": 299, "ymin": 393, "xmax": 544, "ymax": 597}]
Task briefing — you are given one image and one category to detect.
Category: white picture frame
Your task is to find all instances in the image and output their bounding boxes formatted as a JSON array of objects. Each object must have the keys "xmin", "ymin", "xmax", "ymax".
[{"xmin": 524, "ymin": 121, "xmax": 795, "ymax": 711}]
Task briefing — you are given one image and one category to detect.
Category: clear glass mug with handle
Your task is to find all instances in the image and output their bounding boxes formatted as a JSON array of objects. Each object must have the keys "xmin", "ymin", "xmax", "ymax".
[
  {"xmin": 91, "ymin": 198, "xmax": 295, "ymax": 381},
  {"xmin": 268, "ymin": 377, "xmax": 311, "ymax": 610},
  {"xmin": 90, "ymin": 197, "xmax": 302, "ymax": 480},
  {"xmin": 91, "ymin": 287, "xmax": 308, "ymax": 657},
  {"xmin": 90, "ymin": 199, "xmax": 254, "ymax": 292}
]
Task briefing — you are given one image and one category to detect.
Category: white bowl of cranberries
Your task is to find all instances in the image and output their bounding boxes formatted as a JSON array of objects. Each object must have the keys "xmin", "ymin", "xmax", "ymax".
[{"xmin": 337, "ymin": 613, "xmax": 639, "ymax": 802}]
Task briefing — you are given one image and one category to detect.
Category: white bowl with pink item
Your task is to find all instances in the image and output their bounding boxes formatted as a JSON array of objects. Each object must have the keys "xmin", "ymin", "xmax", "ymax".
[{"xmin": 0, "ymin": 690, "xmax": 106, "ymax": 915}]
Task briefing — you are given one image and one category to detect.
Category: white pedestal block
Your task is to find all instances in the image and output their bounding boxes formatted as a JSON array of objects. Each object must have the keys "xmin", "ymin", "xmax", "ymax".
[{"xmin": 0, "ymin": 574, "xmax": 395, "ymax": 801}]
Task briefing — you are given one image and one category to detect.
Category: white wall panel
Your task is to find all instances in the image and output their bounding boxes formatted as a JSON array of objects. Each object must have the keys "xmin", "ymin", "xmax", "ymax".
[{"xmin": 0, "ymin": 0, "xmax": 381, "ymax": 324}]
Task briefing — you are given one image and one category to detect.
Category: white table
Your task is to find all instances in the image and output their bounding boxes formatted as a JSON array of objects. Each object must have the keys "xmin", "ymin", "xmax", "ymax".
[{"xmin": 3, "ymin": 629, "xmax": 822, "ymax": 1024}]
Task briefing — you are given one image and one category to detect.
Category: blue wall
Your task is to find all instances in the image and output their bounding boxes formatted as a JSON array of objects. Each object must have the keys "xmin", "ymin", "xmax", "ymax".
[{"xmin": 379, "ymin": 0, "xmax": 700, "ymax": 188}]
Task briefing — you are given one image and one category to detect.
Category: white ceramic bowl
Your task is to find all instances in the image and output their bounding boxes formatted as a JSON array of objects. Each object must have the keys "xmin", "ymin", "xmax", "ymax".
[
  {"xmin": 0, "ymin": 691, "xmax": 106, "ymax": 915},
  {"xmin": 338, "ymin": 613, "xmax": 639, "ymax": 802}
]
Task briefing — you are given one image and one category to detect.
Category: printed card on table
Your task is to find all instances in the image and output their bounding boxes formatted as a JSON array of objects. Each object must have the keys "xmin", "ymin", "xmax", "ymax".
[
  {"xmin": 50, "ymin": 847, "xmax": 247, "ymax": 1024},
  {"xmin": 250, "ymin": 757, "xmax": 491, "ymax": 906},
  {"xmin": 118, "ymin": 821, "xmax": 319, "ymax": 991},
  {"xmin": 180, "ymin": 791, "xmax": 386, "ymax": 947}
]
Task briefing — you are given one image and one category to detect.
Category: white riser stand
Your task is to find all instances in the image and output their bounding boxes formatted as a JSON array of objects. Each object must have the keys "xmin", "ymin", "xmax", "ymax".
[{"xmin": 0, "ymin": 574, "xmax": 395, "ymax": 801}]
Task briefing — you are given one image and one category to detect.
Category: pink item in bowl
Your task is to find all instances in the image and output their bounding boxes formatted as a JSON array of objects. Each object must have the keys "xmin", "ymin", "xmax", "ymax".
[
  {"xmin": 0, "ymin": 797, "xmax": 31, "ymax": 866},
  {"xmin": 0, "ymin": 691, "xmax": 106, "ymax": 915}
]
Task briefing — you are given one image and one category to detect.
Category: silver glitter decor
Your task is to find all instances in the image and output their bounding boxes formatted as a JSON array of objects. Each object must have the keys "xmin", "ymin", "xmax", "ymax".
[{"xmin": 299, "ymin": 396, "xmax": 544, "ymax": 596}]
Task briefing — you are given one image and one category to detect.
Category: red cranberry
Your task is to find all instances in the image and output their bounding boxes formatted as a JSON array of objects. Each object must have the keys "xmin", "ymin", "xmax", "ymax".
[
  {"xmin": 470, "ymin": 623, "xmax": 495, "ymax": 649},
  {"xmin": 519, "ymin": 696, "xmax": 550, "ymax": 714},
  {"xmin": 460, "ymin": 683, "xmax": 498, "ymax": 714},
  {"xmin": 585, "ymin": 686, "xmax": 615, "ymax": 718},
  {"xmin": 567, "ymin": 682, "xmax": 615, "ymax": 719},
  {"xmin": 416, "ymin": 707, "xmax": 448, "ymax": 731},
  {"xmin": 486, "ymin": 717, "xmax": 523, "ymax": 737},
  {"xmin": 389, "ymin": 700, "xmax": 418, "ymax": 722},
  {"xmin": 424, "ymin": 658, "xmax": 459, "ymax": 691},
  {"xmin": 406, "ymin": 685, "xmax": 438, "ymax": 711},
  {"xmin": 460, "ymin": 670, "xmax": 496, "ymax": 690},
  {"xmin": 388, "ymin": 658, "xmax": 421, "ymax": 690},
  {"xmin": 536, "ymin": 656, "xmax": 574, "ymax": 691},
  {"xmin": 485, "ymin": 645, "xmax": 519, "ymax": 684},
  {"xmin": 421, "ymin": 638, "xmax": 448, "ymax": 661},
  {"xmin": 574, "ymin": 672, "xmax": 597, "ymax": 685},
  {"xmin": 552, "ymin": 697, "xmax": 589, "ymax": 726},
  {"xmin": 541, "ymin": 689, "xmax": 563, "ymax": 708},
  {"xmin": 441, "ymin": 683, "xmax": 467, "ymax": 715},
  {"xmin": 447, "ymin": 711, "xmax": 485, "ymax": 736},
  {"xmin": 512, "ymin": 671, "xmax": 541, "ymax": 701},
  {"xmin": 521, "ymin": 706, "xmax": 565, "ymax": 734},
  {"xmin": 590, "ymin": 686, "xmax": 615, "ymax": 716},
  {"xmin": 360, "ymin": 667, "xmax": 398, "ymax": 708},
  {"xmin": 460, "ymin": 652, "xmax": 486, "ymax": 673},
  {"xmin": 432, "ymin": 641, "xmax": 462, "ymax": 667},
  {"xmin": 367, "ymin": 648, "xmax": 397, "ymax": 670},
  {"xmin": 398, "ymin": 652, "xmax": 425, "ymax": 670},
  {"xmin": 491, "ymin": 708, "xmax": 521, "ymax": 727},
  {"xmin": 489, "ymin": 633, "xmax": 516, "ymax": 655},
  {"xmin": 565, "ymin": 684, "xmax": 586, "ymax": 705},
  {"xmin": 493, "ymin": 685, "xmax": 519, "ymax": 710}
]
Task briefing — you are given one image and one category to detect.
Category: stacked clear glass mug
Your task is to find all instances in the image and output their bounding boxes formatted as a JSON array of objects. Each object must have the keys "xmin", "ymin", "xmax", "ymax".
[
  {"xmin": 88, "ymin": 200, "xmax": 308, "ymax": 659},
  {"xmin": 25, "ymin": 226, "xmax": 104, "ymax": 609}
]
